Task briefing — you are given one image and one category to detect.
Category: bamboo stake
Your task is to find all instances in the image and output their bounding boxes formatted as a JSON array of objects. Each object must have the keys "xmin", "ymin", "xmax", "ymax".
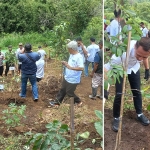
[
  {"xmin": 114, "ymin": 31, "xmax": 132, "ymax": 150},
  {"xmin": 70, "ymin": 97, "xmax": 74, "ymax": 150}
]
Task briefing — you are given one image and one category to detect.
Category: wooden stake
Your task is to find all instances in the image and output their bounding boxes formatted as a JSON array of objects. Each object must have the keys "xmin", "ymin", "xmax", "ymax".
[
  {"xmin": 114, "ymin": 31, "xmax": 132, "ymax": 150},
  {"xmin": 70, "ymin": 97, "xmax": 74, "ymax": 150}
]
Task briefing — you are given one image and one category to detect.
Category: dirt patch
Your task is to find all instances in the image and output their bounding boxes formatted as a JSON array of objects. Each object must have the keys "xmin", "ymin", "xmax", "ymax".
[
  {"xmin": 104, "ymin": 109, "xmax": 150, "ymax": 150},
  {"xmin": 0, "ymin": 59, "xmax": 102, "ymax": 150}
]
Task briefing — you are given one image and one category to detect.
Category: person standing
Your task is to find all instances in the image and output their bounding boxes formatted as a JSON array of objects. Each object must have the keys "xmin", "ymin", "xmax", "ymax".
[
  {"xmin": 89, "ymin": 40, "xmax": 103, "ymax": 99},
  {"xmin": 18, "ymin": 43, "xmax": 41, "ymax": 101},
  {"xmin": 0, "ymin": 49, "xmax": 4, "ymax": 76},
  {"xmin": 85, "ymin": 37, "xmax": 99, "ymax": 77},
  {"xmin": 36, "ymin": 46, "xmax": 47, "ymax": 82},
  {"xmin": 49, "ymin": 41, "xmax": 84, "ymax": 107},
  {"xmin": 5, "ymin": 45, "xmax": 16, "ymax": 76},
  {"xmin": 140, "ymin": 22, "xmax": 148, "ymax": 37},
  {"xmin": 16, "ymin": 43, "xmax": 24, "ymax": 75},
  {"xmin": 109, "ymin": 9, "xmax": 122, "ymax": 43},
  {"xmin": 104, "ymin": 37, "xmax": 150, "ymax": 132}
]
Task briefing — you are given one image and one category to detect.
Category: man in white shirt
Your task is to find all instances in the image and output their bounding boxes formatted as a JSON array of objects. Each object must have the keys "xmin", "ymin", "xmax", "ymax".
[
  {"xmin": 105, "ymin": 37, "xmax": 150, "ymax": 132},
  {"xmin": 140, "ymin": 22, "xmax": 148, "ymax": 37},
  {"xmin": 49, "ymin": 41, "xmax": 84, "ymax": 107},
  {"xmin": 109, "ymin": 9, "xmax": 122, "ymax": 43},
  {"xmin": 0, "ymin": 49, "xmax": 4, "ymax": 77},
  {"xmin": 16, "ymin": 43, "xmax": 24, "ymax": 74},
  {"xmin": 36, "ymin": 46, "xmax": 47, "ymax": 82},
  {"xmin": 85, "ymin": 37, "xmax": 99, "ymax": 76}
]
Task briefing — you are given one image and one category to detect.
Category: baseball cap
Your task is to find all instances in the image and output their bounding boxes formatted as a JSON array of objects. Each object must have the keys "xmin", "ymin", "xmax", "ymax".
[{"xmin": 19, "ymin": 43, "xmax": 23, "ymax": 46}]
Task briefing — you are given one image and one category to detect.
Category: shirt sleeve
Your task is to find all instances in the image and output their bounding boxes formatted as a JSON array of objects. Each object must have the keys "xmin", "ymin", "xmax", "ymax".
[
  {"xmin": 94, "ymin": 53, "xmax": 100, "ymax": 63},
  {"xmin": 77, "ymin": 55, "xmax": 84, "ymax": 68}
]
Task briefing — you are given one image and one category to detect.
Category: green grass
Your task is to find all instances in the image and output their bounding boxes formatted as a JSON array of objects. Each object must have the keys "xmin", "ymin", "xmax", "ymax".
[{"xmin": 0, "ymin": 32, "xmax": 53, "ymax": 50}]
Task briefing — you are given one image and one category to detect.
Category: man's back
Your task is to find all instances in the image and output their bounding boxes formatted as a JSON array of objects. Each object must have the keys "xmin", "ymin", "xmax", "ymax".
[
  {"xmin": 87, "ymin": 44, "xmax": 99, "ymax": 62},
  {"xmin": 19, "ymin": 52, "xmax": 41, "ymax": 74}
]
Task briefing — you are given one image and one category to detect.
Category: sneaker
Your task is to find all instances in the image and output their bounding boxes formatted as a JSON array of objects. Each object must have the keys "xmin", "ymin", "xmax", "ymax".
[
  {"xmin": 137, "ymin": 114, "xmax": 150, "ymax": 126},
  {"xmin": 112, "ymin": 118, "xmax": 120, "ymax": 132},
  {"xmin": 49, "ymin": 100, "xmax": 60, "ymax": 106},
  {"xmin": 89, "ymin": 95, "xmax": 96, "ymax": 100},
  {"xmin": 19, "ymin": 93, "xmax": 26, "ymax": 98},
  {"xmin": 96, "ymin": 95, "xmax": 103, "ymax": 99}
]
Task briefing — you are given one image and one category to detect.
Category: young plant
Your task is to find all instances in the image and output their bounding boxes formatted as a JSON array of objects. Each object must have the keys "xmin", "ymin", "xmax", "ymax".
[
  {"xmin": 2, "ymin": 103, "xmax": 26, "ymax": 129},
  {"xmin": 94, "ymin": 110, "xmax": 103, "ymax": 148},
  {"xmin": 26, "ymin": 120, "xmax": 71, "ymax": 150}
]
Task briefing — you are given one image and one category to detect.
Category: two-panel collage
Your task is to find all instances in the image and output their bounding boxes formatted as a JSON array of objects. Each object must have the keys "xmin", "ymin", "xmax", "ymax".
[{"xmin": 0, "ymin": 0, "xmax": 150, "ymax": 150}]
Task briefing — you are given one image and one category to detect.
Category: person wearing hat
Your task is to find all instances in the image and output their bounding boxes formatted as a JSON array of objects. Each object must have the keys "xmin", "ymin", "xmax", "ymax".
[
  {"xmin": 5, "ymin": 45, "xmax": 16, "ymax": 76},
  {"xmin": 16, "ymin": 43, "xmax": 24, "ymax": 75},
  {"xmin": 36, "ymin": 46, "xmax": 46, "ymax": 82}
]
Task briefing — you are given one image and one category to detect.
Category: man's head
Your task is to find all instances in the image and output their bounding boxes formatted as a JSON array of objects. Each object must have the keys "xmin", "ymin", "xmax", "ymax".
[
  {"xmin": 99, "ymin": 40, "xmax": 103, "ymax": 50},
  {"xmin": 76, "ymin": 37, "xmax": 82, "ymax": 47},
  {"xmin": 90, "ymin": 37, "xmax": 95, "ymax": 43},
  {"xmin": 67, "ymin": 41, "xmax": 78, "ymax": 54},
  {"xmin": 24, "ymin": 43, "xmax": 32, "ymax": 52},
  {"xmin": 19, "ymin": 43, "xmax": 23, "ymax": 49},
  {"xmin": 38, "ymin": 46, "xmax": 42, "ymax": 49},
  {"xmin": 114, "ymin": 9, "xmax": 121, "ymax": 18},
  {"xmin": 140, "ymin": 22, "xmax": 145, "ymax": 28},
  {"xmin": 135, "ymin": 37, "xmax": 150, "ymax": 61},
  {"xmin": 8, "ymin": 45, "xmax": 12, "ymax": 52}
]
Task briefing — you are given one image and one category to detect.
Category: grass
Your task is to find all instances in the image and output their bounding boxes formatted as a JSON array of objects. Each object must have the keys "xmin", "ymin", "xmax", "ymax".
[{"xmin": 0, "ymin": 134, "xmax": 29, "ymax": 150}]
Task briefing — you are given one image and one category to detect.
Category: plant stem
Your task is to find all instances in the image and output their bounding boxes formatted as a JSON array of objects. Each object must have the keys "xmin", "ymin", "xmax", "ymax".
[{"xmin": 114, "ymin": 31, "xmax": 131, "ymax": 150}]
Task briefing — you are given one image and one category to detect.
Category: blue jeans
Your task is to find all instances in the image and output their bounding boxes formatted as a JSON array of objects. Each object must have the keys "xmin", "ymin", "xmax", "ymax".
[
  {"xmin": 84, "ymin": 60, "xmax": 94, "ymax": 76},
  {"xmin": 21, "ymin": 73, "xmax": 38, "ymax": 99}
]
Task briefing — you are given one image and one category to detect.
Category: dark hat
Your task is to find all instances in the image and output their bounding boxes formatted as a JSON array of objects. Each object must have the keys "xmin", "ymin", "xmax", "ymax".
[
  {"xmin": 38, "ymin": 46, "xmax": 42, "ymax": 48},
  {"xmin": 8, "ymin": 45, "xmax": 12, "ymax": 48}
]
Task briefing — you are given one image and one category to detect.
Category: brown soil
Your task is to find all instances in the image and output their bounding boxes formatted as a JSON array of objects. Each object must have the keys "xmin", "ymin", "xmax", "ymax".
[
  {"xmin": 0, "ymin": 59, "xmax": 102, "ymax": 150},
  {"xmin": 104, "ymin": 86, "xmax": 150, "ymax": 150}
]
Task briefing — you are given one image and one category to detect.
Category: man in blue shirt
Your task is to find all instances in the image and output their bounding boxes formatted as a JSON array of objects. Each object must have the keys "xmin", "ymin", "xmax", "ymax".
[
  {"xmin": 89, "ymin": 40, "xmax": 103, "ymax": 99},
  {"xmin": 18, "ymin": 43, "xmax": 41, "ymax": 101}
]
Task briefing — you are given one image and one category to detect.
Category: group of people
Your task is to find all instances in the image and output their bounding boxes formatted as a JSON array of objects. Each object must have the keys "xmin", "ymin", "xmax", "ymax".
[
  {"xmin": 0, "ymin": 43, "xmax": 46, "ymax": 101},
  {"xmin": 0, "ymin": 38, "xmax": 102, "ymax": 104},
  {"xmin": 50, "ymin": 38, "xmax": 103, "ymax": 107},
  {"xmin": 104, "ymin": 9, "xmax": 150, "ymax": 132}
]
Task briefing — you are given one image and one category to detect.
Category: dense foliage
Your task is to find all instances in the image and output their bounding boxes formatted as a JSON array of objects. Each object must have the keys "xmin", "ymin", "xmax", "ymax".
[{"xmin": 0, "ymin": 0, "xmax": 101, "ymax": 35}]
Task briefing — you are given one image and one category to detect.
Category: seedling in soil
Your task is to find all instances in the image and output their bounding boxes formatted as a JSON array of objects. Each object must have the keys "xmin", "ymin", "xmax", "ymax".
[{"xmin": 2, "ymin": 103, "xmax": 26, "ymax": 129}]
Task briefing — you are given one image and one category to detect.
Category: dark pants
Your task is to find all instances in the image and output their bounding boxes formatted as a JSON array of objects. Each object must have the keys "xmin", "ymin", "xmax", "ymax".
[
  {"xmin": 113, "ymin": 70, "xmax": 142, "ymax": 118},
  {"xmin": 5, "ymin": 62, "xmax": 14, "ymax": 76},
  {"xmin": 0, "ymin": 66, "xmax": 3, "ymax": 76},
  {"xmin": 56, "ymin": 78, "xmax": 81, "ymax": 104}
]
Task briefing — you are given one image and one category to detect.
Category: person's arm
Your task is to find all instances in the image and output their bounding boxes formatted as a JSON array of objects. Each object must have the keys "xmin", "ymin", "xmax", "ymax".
[
  {"xmin": 62, "ymin": 61, "xmax": 83, "ymax": 71},
  {"xmin": 80, "ymin": 42, "xmax": 88, "ymax": 57},
  {"xmin": 143, "ymin": 58, "xmax": 149, "ymax": 69}
]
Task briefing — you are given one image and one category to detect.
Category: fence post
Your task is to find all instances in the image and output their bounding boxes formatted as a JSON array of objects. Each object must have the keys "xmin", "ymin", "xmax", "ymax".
[{"xmin": 70, "ymin": 97, "xmax": 74, "ymax": 150}]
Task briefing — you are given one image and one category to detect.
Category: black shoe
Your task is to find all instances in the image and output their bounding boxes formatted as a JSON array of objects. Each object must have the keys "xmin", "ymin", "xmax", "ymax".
[
  {"xmin": 137, "ymin": 114, "xmax": 150, "ymax": 126},
  {"xmin": 49, "ymin": 100, "xmax": 60, "ymax": 106},
  {"xmin": 112, "ymin": 118, "xmax": 120, "ymax": 132},
  {"xmin": 34, "ymin": 99, "xmax": 38, "ymax": 102}
]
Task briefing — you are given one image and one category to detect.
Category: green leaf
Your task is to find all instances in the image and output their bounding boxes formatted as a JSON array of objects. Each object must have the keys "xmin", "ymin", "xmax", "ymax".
[
  {"xmin": 147, "ymin": 105, "xmax": 150, "ymax": 111},
  {"xmin": 111, "ymin": 46, "xmax": 117, "ymax": 54},
  {"xmin": 33, "ymin": 137, "xmax": 43, "ymax": 150},
  {"xmin": 95, "ymin": 110, "xmax": 103, "ymax": 120},
  {"xmin": 94, "ymin": 122, "xmax": 103, "ymax": 137},
  {"xmin": 79, "ymin": 131, "xmax": 90, "ymax": 139},
  {"xmin": 131, "ymin": 34, "xmax": 141, "ymax": 41}
]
